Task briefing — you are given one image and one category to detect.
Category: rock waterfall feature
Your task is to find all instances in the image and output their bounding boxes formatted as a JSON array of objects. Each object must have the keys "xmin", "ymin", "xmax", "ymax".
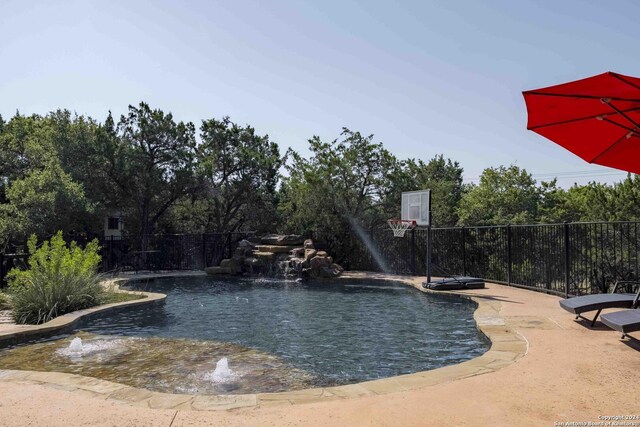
[{"xmin": 204, "ymin": 234, "xmax": 344, "ymax": 279}]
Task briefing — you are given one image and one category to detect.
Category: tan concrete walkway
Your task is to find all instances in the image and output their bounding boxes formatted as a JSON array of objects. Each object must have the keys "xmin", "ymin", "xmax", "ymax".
[{"xmin": 0, "ymin": 274, "xmax": 638, "ymax": 426}]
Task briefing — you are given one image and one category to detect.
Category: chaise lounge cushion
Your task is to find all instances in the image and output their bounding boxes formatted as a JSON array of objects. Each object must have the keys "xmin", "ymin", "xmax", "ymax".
[
  {"xmin": 600, "ymin": 310, "xmax": 640, "ymax": 335},
  {"xmin": 559, "ymin": 293, "xmax": 637, "ymax": 315}
]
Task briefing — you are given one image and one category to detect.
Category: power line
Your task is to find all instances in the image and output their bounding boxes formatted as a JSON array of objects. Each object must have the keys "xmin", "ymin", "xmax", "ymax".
[
  {"xmin": 531, "ymin": 170, "xmax": 629, "ymax": 178},
  {"xmin": 464, "ymin": 169, "xmax": 631, "ymax": 183}
]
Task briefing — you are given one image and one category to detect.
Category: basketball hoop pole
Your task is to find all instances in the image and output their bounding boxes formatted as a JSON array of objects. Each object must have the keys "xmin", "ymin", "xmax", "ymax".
[{"xmin": 426, "ymin": 191, "xmax": 432, "ymax": 283}]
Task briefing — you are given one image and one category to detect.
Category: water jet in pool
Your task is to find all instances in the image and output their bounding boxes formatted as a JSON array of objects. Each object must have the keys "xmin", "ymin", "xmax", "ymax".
[
  {"xmin": 210, "ymin": 357, "xmax": 234, "ymax": 382},
  {"xmin": 68, "ymin": 337, "xmax": 83, "ymax": 353}
]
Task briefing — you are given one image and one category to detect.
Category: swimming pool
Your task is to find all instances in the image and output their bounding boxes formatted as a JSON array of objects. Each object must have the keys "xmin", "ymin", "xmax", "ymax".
[{"xmin": 0, "ymin": 276, "xmax": 489, "ymax": 394}]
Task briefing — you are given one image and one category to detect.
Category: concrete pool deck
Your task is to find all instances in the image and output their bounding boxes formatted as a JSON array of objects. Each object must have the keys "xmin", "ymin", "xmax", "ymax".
[{"xmin": 0, "ymin": 271, "xmax": 638, "ymax": 426}]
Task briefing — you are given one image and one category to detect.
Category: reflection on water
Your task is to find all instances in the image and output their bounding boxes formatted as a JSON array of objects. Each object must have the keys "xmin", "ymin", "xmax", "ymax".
[{"xmin": 0, "ymin": 332, "xmax": 324, "ymax": 394}]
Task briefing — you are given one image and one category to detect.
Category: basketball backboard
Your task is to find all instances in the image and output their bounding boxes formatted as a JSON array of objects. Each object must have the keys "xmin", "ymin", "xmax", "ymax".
[{"xmin": 401, "ymin": 189, "xmax": 430, "ymax": 226}]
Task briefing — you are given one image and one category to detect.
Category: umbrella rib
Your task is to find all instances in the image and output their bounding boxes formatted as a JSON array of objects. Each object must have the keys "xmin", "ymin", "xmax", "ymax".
[
  {"xmin": 590, "ymin": 133, "xmax": 631, "ymax": 164},
  {"xmin": 610, "ymin": 73, "xmax": 640, "ymax": 91},
  {"xmin": 523, "ymin": 91, "xmax": 640, "ymax": 102},
  {"xmin": 528, "ymin": 106, "xmax": 640, "ymax": 130},
  {"xmin": 600, "ymin": 117, "xmax": 640, "ymax": 136},
  {"xmin": 604, "ymin": 100, "xmax": 640, "ymax": 130}
]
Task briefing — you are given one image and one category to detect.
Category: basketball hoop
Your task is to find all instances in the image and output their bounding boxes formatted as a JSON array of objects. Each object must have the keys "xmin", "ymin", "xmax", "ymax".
[{"xmin": 387, "ymin": 219, "xmax": 416, "ymax": 237}]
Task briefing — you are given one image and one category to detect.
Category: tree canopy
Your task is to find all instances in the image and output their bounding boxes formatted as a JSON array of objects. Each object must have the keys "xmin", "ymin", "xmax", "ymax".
[
  {"xmin": 0, "ymin": 112, "xmax": 96, "ymax": 248},
  {"xmin": 1, "ymin": 102, "xmax": 638, "ymax": 252},
  {"xmin": 103, "ymin": 103, "xmax": 198, "ymax": 248},
  {"xmin": 167, "ymin": 117, "xmax": 283, "ymax": 234},
  {"xmin": 278, "ymin": 128, "xmax": 398, "ymax": 235}
]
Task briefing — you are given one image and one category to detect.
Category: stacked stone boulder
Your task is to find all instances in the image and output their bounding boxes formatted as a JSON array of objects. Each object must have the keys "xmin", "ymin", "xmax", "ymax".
[{"xmin": 204, "ymin": 234, "xmax": 343, "ymax": 279}]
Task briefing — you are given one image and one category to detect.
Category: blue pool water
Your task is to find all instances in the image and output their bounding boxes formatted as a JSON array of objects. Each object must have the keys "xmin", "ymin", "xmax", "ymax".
[{"xmin": 78, "ymin": 276, "xmax": 489, "ymax": 386}]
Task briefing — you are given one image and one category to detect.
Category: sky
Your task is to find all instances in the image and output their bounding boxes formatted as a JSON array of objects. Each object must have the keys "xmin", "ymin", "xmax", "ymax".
[{"xmin": 1, "ymin": 0, "xmax": 640, "ymax": 187}]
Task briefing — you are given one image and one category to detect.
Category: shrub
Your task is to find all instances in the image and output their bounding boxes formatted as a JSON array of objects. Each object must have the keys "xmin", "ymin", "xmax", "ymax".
[
  {"xmin": 8, "ymin": 232, "xmax": 104, "ymax": 325},
  {"xmin": 0, "ymin": 292, "xmax": 10, "ymax": 310}
]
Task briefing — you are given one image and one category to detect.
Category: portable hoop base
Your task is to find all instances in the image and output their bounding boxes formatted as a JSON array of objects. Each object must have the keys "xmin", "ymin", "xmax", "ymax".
[{"xmin": 387, "ymin": 219, "xmax": 416, "ymax": 237}]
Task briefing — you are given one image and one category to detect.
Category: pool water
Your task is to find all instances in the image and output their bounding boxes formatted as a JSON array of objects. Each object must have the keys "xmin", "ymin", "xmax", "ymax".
[{"xmin": 0, "ymin": 276, "xmax": 489, "ymax": 394}]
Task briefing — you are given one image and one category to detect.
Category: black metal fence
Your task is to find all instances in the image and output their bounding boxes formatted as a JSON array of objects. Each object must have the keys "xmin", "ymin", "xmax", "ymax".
[
  {"xmin": 0, "ymin": 232, "xmax": 255, "ymax": 285},
  {"xmin": 312, "ymin": 228, "xmax": 429, "ymax": 275},
  {"xmin": 4, "ymin": 222, "xmax": 640, "ymax": 296},
  {"xmin": 100, "ymin": 232, "xmax": 255, "ymax": 273},
  {"xmin": 313, "ymin": 221, "xmax": 640, "ymax": 297}
]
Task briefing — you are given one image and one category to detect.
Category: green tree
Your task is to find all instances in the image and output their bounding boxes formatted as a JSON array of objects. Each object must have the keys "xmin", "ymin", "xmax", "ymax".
[
  {"xmin": 3, "ymin": 163, "xmax": 92, "ymax": 243},
  {"xmin": 0, "ymin": 113, "xmax": 95, "ymax": 247},
  {"xmin": 457, "ymin": 165, "xmax": 541, "ymax": 225},
  {"xmin": 96, "ymin": 103, "xmax": 197, "ymax": 248},
  {"xmin": 168, "ymin": 117, "xmax": 283, "ymax": 233},
  {"xmin": 279, "ymin": 128, "xmax": 398, "ymax": 234},
  {"xmin": 609, "ymin": 175, "xmax": 640, "ymax": 220},
  {"xmin": 537, "ymin": 180, "xmax": 573, "ymax": 223},
  {"xmin": 562, "ymin": 175, "xmax": 640, "ymax": 222},
  {"xmin": 0, "ymin": 113, "xmax": 52, "ymax": 203},
  {"xmin": 47, "ymin": 110, "xmax": 111, "ymax": 221},
  {"xmin": 383, "ymin": 155, "xmax": 464, "ymax": 226}
]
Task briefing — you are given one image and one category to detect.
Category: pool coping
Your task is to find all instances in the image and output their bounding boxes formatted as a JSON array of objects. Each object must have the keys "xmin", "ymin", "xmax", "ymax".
[{"xmin": 0, "ymin": 271, "xmax": 527, "ymax": 411}]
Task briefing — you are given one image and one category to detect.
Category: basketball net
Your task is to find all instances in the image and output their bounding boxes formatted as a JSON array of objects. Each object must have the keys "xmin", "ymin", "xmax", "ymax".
[{"xmin": 387, "ymin": 219, "xmax": 416, "ymax": 238}]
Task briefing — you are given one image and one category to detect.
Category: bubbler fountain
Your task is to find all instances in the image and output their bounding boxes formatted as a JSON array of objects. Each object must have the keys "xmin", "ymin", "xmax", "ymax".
[
  {"xmin": 68, "ymin": 337, "xmax": 84, "ymax": 353},
  {"xmin": 209, "ymin": 357, "xmax": 234, "ymax": 382}
]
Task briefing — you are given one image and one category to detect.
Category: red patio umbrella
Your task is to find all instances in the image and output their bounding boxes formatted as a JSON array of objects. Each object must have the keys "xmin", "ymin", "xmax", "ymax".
[{"xmin": 523, "ymin": 72, "xmax": 640, "ymax": 174}]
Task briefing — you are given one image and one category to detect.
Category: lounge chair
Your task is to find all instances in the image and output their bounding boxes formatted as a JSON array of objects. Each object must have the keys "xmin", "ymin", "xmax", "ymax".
[
  {"xmin": 423, "ymin": 276, "xmax": 485, "ymax": 291},
  {"xmin": 600, "ymin": 310, "xmax": 640, "ymax": 338},
  {"xmin": 559, "ymin": 281, "xmax": 640, "ymax": 327}
]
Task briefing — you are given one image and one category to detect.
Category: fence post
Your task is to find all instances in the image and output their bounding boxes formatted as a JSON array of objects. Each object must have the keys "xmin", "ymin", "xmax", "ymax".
[
  {"xmin": 109, "ymin": 235, "xmax": 114, "ymax": 271},
  {"xmin": 426, "ymin": 192, "xmax": 433, "ymax": 283},
  {"xmin": 507, "ymin": 224, "xmax": 512, "ymax": 285},
  {"xmin": 410, "ymin": 228, "xmax": 416, "ymax": 275},
  {"xmin": 564, "ymin": 221, "xmax": 570, "ymax": 298},
  {"xmin": 426, "ymin": 225, "xmax": 432, "ymax": 283},
  {"xmin": 461, "ymin": 226, "xmax": 466, "ymax": 276},
  {"xmin": 202, "ymin": 234, "xmax": 207, "ymax": 268}
]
